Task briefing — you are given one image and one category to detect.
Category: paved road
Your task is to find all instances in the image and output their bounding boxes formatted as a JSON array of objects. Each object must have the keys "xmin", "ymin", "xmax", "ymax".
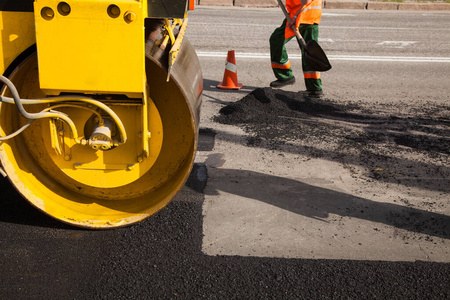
[
  {"xmin": 188, "ymin": 7, "xmax": 450, "ymax": 103},
  {"xmin": 191, "ymin": 7, "xmax": 449, "ymax": 260},
  {"xmin": 1, "ymin": 7, "xmax": 449, "ymax": 299},
  {"xmin": 190, "ymin": 7, "xmax": 450, "ymax": 56}
]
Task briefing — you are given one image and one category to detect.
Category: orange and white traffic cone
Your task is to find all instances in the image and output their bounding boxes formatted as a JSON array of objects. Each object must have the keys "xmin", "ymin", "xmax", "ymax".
[{"xmin": 217, "ymin": 50, "xmax": 242, "ymax": 90}]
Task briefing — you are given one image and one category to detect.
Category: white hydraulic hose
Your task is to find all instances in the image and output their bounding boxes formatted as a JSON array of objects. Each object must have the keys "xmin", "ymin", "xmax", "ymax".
[
  {"xmin": 28, "ymin": 95, "xmax": 128, "ymax": 144},
  {"xmin": 0, "ymin": 75, "xmax": 80, "ymax": 141},
  {"xmin": 0, "ymin": 120, "xmax": 33, "ymax": 141},
  {"xmin": 0, "ymin": 76, "xmax": 127, "ymax": 144},
  {"xmin": 41, "ymin": 104, "xmax": 104, "ymax": 125},
  {"xmin": 0, "ymin": 105, "xmax": 103, "ymax": 141}
]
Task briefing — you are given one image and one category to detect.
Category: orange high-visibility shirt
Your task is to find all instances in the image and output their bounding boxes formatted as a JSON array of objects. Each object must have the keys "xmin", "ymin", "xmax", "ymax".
[{"xmin": 285, "ymin": 0, "xmax": 322, "ymax": 39}]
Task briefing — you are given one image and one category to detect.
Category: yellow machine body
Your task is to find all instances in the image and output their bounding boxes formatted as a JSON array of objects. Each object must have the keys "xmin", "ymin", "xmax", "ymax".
[
  {"xmin": 0, "ymin": 11, "xmax": 36, "ymax": 75},
  {"xmin": 0, "ymin": 0, "xmax": 202, "ymax": 228},
  {"xmin": 34, "ymin": 0, "xmax": 145, "ymax": 97}
]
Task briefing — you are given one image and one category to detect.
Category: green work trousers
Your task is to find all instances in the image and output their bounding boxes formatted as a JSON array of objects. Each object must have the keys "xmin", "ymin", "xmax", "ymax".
[{"xmin": 269, "ymin": 20, "xmax": 322, "ymax": 91}]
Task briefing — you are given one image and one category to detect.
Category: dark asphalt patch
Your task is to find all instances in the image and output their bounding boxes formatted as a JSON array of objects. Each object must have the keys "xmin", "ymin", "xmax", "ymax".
[{"xmin": 198, "ymin": 128, "xmax": 216, "ymax": 151}]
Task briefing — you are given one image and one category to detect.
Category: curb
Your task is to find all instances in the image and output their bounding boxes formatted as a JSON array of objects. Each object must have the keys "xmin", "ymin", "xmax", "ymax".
[
  {"xmin": 196, "ymin": 0, "xmax": 450, "ymax": 10},
  {"xmin": 198, "ymin": 0, "xmax": 277, "ymax": 6},
  {"xmin": 324, "ymin": 1, "xmax": 367, "ymax": 9}
]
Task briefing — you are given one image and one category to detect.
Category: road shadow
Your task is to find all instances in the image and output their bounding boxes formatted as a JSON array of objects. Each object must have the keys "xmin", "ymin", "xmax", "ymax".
[
  {"xmin": 195, "ymin": 167, "xmax": 449, "ymax": 240},
  {"xmin": 209, "ymin": 128, "xmax": 450, "ymax": 194},
  {"xmin": 274, "ymin": 91, "xmax": 449, "ymax": 156},
  {"xmin": 0, "ymin": 177, "xmax": 80, "ymax": 229}
]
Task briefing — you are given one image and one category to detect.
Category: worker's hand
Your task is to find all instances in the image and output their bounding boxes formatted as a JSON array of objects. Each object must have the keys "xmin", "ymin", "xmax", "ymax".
[
  {"xmin": 288, "ymin": 8, "xmax": 301, "ymax": 28},
  {"xmin": 288, "ymin": 15, "xmax": 298, "ymax": 28}
]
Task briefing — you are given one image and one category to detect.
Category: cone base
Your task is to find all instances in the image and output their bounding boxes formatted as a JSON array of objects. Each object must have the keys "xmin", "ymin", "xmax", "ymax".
[{"xmin": 217, "ymin": 82, "xmax": 243, "ymax": 90}]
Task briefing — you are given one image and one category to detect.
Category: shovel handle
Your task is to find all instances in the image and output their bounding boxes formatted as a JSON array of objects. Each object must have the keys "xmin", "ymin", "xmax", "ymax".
[
  {"xmin": 276, "ymin": 0, "xmax": 307, "ymax": 50},
  {"xmin": 294, "ymin": 31, "xmax": 307, "ymax": 50}
]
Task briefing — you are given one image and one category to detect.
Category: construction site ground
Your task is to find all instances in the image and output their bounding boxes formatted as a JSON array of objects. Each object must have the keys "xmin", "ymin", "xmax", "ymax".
[{"xmin": 0, "ymin": 6, "xmax": 448, "ymax": 299}]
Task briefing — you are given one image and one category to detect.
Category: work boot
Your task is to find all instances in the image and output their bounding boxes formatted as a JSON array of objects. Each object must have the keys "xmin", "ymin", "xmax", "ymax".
[
  {"xmin": 270, "ymin": 77, "xmax": 295, "ymax": 88},
  {"xmin": 299, "ymin": 90, "xmax": 323, "ymax": 98}
]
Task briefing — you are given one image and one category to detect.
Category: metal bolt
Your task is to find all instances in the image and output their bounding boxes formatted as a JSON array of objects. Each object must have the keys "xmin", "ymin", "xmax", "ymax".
[
  {"xmin": 58, "ymin": 2, "xmax": 71, "ymax": 16},
  {"xmin": 124, "ymin": 11, "xmax": 136, "ymax": 23},
  {"xmin": 41, "ymin": 7, "xmax": 54, "ymax": 20},
  {"xmin": 60, "ymin": 3, "xmax": 70, "ymax": 13},
  {"xmin": 107, "ymin": 5, "xmax": 120, "ymax": 19},
  {"xmin": 111, "ymin": 6, "xmax": 120, "ymax": 16}
]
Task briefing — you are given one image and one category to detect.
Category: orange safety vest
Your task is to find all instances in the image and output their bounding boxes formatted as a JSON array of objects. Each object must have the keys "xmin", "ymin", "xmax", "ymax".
[{"xmin": 285, "ymin": 0, "xmax": 322, "ymax": 39}]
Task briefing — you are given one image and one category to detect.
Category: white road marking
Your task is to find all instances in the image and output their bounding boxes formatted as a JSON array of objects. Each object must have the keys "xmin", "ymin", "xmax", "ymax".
[
  {"xmin": 190, "ymin": 22, "xmax": 450, "ymax": 31},
  {"xmin": 190, "ymin": 22, "xmax": 279, "ymax": 27},
  {"xmin": 189, "ymin": 22, "xmax": 413, "ymax": 30},
  {"xmin": 322, "ymin": 13, "xmax": 356, "ymax": 17},
  {"xmin": 196, "ymin": 51, "xmax": 450, "ymax": 63},
  {"xmin": 376, "ymin": 41, "xmax": 418, "ymax": 48}
]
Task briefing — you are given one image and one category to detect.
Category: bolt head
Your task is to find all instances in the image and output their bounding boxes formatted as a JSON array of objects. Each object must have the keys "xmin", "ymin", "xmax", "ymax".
[{"xmin": 124, "ymin": 11, "xmax": 136, "ymax": 23}]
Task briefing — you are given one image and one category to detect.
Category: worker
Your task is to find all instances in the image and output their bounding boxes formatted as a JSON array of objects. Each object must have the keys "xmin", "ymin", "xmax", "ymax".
[{"xmin": 269, "ymin": 0, "xmax": 323, "ymax": 97}]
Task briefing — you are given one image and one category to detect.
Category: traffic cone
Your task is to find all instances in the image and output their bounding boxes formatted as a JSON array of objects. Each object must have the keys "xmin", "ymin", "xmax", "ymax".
[{"xmin": 217, "ymin": 50, "xmax": 242, "ymax": 90}]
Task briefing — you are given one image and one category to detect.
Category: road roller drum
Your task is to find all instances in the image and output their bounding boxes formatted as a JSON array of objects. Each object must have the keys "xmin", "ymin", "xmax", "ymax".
[{"xmin": 0, "ymin": 0, "xmax": 202, "ymax": 228}]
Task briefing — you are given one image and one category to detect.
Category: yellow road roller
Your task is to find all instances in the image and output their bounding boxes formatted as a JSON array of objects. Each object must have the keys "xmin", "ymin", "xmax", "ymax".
[{"xmin": 0, "ymin": 0, "xmax": 203, "ymax": 228}]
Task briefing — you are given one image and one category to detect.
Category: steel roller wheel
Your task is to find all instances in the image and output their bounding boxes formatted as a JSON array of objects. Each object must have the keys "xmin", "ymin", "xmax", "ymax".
[{"xmin": 0, "ymin": 38, "xmax": 202, "ymax": 228}]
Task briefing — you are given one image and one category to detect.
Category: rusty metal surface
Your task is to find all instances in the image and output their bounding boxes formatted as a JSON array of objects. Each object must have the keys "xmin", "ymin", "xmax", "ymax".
[{"xmin": 146, "ymin": 35, "xmax": 203, "ymax": 131}]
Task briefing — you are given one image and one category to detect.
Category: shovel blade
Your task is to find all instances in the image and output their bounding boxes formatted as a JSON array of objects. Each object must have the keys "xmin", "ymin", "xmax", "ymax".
[{"xmin": 304, "ymin": 40, "xmax": 332, "ymax": 72}]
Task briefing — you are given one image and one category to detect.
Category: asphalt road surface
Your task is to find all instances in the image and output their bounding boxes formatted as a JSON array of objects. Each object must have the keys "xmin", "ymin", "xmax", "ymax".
[
  {"xmin": 192, "ymin": 6, "xmax": 449, "ymax": 260},
  {"xmin": 1, "ymin": 7, "xmax": 449, "ymax": 299}
]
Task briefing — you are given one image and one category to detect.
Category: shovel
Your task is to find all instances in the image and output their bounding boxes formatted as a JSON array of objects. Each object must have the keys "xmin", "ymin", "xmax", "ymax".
[{"xmin": 276, "ymin": 0, "xmax": 331, "ymax": 72}]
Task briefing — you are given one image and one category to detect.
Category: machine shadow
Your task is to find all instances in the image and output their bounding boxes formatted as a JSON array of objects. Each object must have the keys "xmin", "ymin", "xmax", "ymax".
[
  {"xmin": 0, "ymin": 161, "xmax": 207, "ymax": 229},
  {"xmin": 196, "ymin": 167, "xmax": 450, "ymax": 240},
  {"xmin": 0, "ymin": 177, "xmax": 75, "ymax": 229}
]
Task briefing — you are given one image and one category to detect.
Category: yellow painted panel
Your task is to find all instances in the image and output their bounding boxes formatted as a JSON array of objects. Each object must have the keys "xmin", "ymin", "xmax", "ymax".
[
  {"xmin": 0, "ymin": 11, "xmax": 35, "ymax": 74},
  {"xmin": 34, "ymin": 0, "xmax": 145, "ymax": 96}
]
